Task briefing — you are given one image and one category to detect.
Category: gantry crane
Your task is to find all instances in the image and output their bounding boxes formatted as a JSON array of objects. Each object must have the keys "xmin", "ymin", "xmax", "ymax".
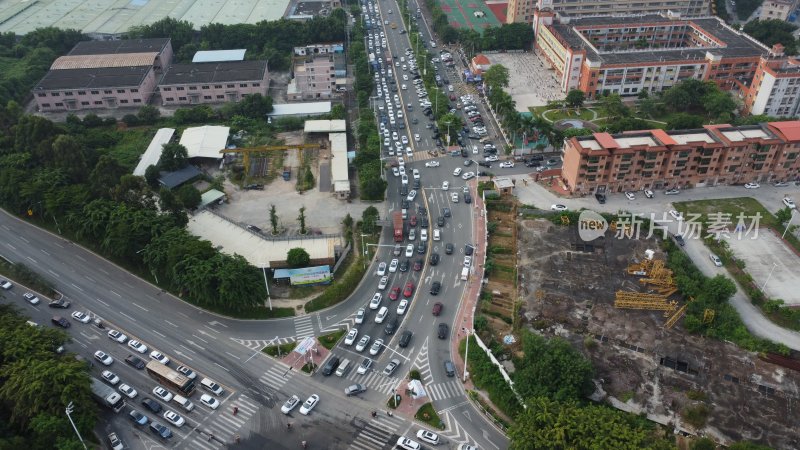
[{"xmin": 219, "ymin": 144, "xmax": 320, "ymax": 177}]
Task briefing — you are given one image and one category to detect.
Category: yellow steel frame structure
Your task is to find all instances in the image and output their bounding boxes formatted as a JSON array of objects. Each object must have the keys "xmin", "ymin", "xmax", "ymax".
[{"xmin": 219, "ymin": 144, "xmax": 319, "ymax": 173}]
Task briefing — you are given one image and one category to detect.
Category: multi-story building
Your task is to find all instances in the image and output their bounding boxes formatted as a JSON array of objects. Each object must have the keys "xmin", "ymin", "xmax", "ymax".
[
  {"xmin": 560, "ymin": 121, "xmax": 800, "ymax": 194},
  {"xmin": 32, "ymin": 38, "xmax": 173, "ymax": 112},
  {"xmin": 534, "ymin": 13, "xmax": 770, "ymax": 98},
  {"xmin": 533, "ymin": 0, "xmax": 709, "ymax": 22},
  {"xmin": 506, "ymin": 0, "xmax": 536, "ymax": 23},
  {"xmin": 288, "ymin": 43, "xmax": 346, "ymax": 100},
  {"xmin": 759, "ymin": 0, "xmax": 795, "ymax": 21},
  {"xmin": 743, "ymin": 50, "xmax": 800, "ymax": 118},
  {"xmin": 159, "ymin": 61, "xmax": 270, "ymax": 106}
]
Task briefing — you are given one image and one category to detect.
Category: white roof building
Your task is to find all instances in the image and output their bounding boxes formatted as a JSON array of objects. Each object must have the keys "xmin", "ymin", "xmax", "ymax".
[
  {"xmin": 179, "ymin": 125, "xmax": 230, "ymax": 159},
  {"xmin": 192, "ymin": 50, "xmax": 246, "ymax": 63},
  {"xmin": 133, "ymin": 128, "xmax": 175, "ymax": 176},
  {"xmin": 329, "ymin": 132, "xmax": 350, "ymax": 199},
  {"xmin": 269, "ymin": 102, "xmax": 332, "ymax": 117},
  {"xmin": 304, "ymin": 120, "xmax": 346, "ymax": 133}
]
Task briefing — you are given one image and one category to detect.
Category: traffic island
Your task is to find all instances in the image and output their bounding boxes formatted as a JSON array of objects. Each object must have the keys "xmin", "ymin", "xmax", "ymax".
[
  {"xmin": 414, "ymin": 402, "xmax": 445, "ymax": 430},
  {"xmin": 318, "ymin": 329, "xmax": 346, "ymax": 350},
  {"xmin": 262, "ymin": 341, "xmax": 297, "ymax": 358},
  {"xmin": 276, "ymin": 336, "xmax": 332, "ymax": 376}
]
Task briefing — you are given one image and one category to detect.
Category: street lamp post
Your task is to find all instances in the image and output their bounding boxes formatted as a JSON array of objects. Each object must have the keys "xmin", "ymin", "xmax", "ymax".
[
  {"xmin": 781, "ymin": 209, "xmax": 796, "ymax": 240},
  {"xmin": 360, "ymin": 233, "xmax": 371, "ymax": 269},
  {"xmin": 65, "ymin": 402, "xmax": 88, "ymax": 450},
  {"xmin": 760, "ymin": 262, "xmax": 779, "ymax": 293},
  {"xmin": 261, "ymin": 266, "xmax": 272, "ymax": 310},
  {"xmin": 463, "ymin": 328, "xmax": 473, "ymax": 382}
]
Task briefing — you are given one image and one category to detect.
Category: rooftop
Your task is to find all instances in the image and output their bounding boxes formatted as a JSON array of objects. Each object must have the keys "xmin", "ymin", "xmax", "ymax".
[
  {"xmin": 192, "ymin": 49, "xmax": 247, "ymax": 63},
  {"xmin": 159, "ymin": 165, "xmax": 202, "ymax": 189},
  {"xmin": 330, "ymin": 132, "xmax": 349, "ymax": 183},
  {"xmin": 33, "ymin": 66, "xmax": 153, "ymax": 91},
  {"xmin": 179, "ymin": 125, "xmax": 230, "ymax": 159},
  {"xmin": 269, "ymin": 102, "xmax": 332, "ymax": 117},
  {"xmin": 50, "ymin": 53, "xmax": 159, "ymax": 70},
  {"xmin": 68, "ymin": 38, "xmax": 171, "ymax": 56},
  {"xmin": 161, "ymin": 61, "xmax": 268, "ymax": 85},
  {"xmin": 769, "ymin": 121, "xmax": 800, "ymax": 141},
  {"xmin": 304, "ymin": 120, "xmax": 347, "ymax": 133},
  {"xmin": 133, "ymin": 128, "xmax": 175, "ymax": 177}
]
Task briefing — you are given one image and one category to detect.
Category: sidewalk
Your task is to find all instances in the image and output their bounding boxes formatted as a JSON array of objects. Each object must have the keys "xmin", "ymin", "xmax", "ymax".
[{"xmin": 277, "ymin": 338, "xmax": 332, "ymax": 375}]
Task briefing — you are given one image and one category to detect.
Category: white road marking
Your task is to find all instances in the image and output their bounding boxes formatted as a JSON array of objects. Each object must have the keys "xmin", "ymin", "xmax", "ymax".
[
  {"xmin": 71, "ymin": 283, "xmax": 84, "ymax": 292},
  {"xmin": 131, "ymin": 302, "xmax": 148, "ymax": 312},
  {"xmin": 95, "ymin": 298, "xmax": 109, "ymax": 307},
  {"xmin": 151, "ymin": 329, "xmax": 166, "ymax": 338},
  {"xmin": 119, "ymin": 312, "xmax": 136, "ymax": 322},
  {"xmin": 225, "ymin": 351, "xmax": 241, "ymax": 360},
  {"xmin": 192, "ymin": 334, "xmax": 209, "ymax": 344},
  {"xmin": 178, "ymin": 344, "xmax": 196, "ymax": 354},
  {"xmin": 213, "ymin": 362, "xmax": 230, "ymax": 372},
  {"xmin": 110, "ymin": 290, "xmax": 121, "ymax": 297},
  {"xmin": 41, "ymin": 249, "xmax": 49, "ymax": 256},
  {"xmin": 48, "ymin": 269, "xmax": 60, "ymax": 278},
  {"xmin": 164, "ymin": 320, "xmax": 178, "ymax": 328}
]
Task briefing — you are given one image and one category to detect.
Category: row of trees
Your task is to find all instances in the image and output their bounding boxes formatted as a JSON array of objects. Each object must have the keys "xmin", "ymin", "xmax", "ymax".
[{"xmin": 0, "ymin": 304, "xmax": 95, "ymax": 448}]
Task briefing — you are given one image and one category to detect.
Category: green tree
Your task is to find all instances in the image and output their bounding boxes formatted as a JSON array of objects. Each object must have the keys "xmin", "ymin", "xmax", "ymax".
[
  {"xmin": 361, "ymin": 205, "xmax": 379, "ymax": 234},
  {"xmin": 160, "ymin": 142, "xmax": 188, "ymax": 171},
  {"xmin": 690, "ymin": 437, "xmax": 716, "ymax": 450},
  {"xmin": 331, "ymin": 104, "xmax": 346, "ymax": 120},
  {"xmin": 286, "ymin": 247, "xmax": 311, "ymax": 267},
  {"xmin": 298, "ymin": 206, "xmax": 307, "ymax": 235},
  {"xmin": 144, "ymin": 164, "xmax": 161, "ymax": 187},
  {"xmin": 270, "ymin": 204, "xmax": 279, "ymax": 235},
  {"xmin": 743, "ymin": 19, "xmax": 799, "ymax": 55},
  {"xmin": 437, "ymin": 113, "xmax": 464, "ymax": 145},
  {"xmin": 513, "ymin": 332, "xmax": 594, "ymax": 402},
  {"xmin": 89, "ymin": 154, "xmax": 127, "ymax": 198},
  {"xmin": 729, "ymin": 442, "xmax": 774, "ymax": 450},
  {"xmin": 483, "ymin": 64, "xmax": 510, "ymax": 89},
  {"xmin": 137, "ymin": 105, "xmax": 161, "ymax": 124},
  {"xmin": 598, "ymin": 93, "xmax": 630, "ymax": 121},
  {"xmin": 666, "ymin": 113, "xmax": 705, "ymax": 130},
  {"xmin": 176, "ymin": 185, "xmax": 201, "ymax": 209},
  {"xmin": 776, "ymin": 206, "xmax": 793, "ymax": 224},
  {"xmin": 565, "ymin": 89, "xmax": 585, "ymax": 108}
]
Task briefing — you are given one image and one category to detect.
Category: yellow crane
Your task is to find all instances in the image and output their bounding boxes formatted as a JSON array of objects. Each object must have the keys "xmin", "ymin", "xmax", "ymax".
[{"xmin": 219, "ymin": 144, "xmax": 320, "ymax": 176}]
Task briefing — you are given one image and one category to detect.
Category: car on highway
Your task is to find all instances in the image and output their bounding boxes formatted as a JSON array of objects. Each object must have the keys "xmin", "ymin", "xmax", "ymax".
[
  {"xmin": 22, "ymin": 293, "xmax": 41, "ymax": 305},
  {"xmin": 397, "ymin": 437, "xmax": 423, "ymax": 450},
  {"xmin": 625, "ymin": 191, "xmax": 636, "ymax": 200},
  {"xmin": 369, "ymin": 293, "xmax": 383, "ymax": 309},
  {"xmin": 465, "ymin": 245, "xmax": 474, "ymax": 256},
  {"xmin": 48, "ymin": 298, "xmax": 71, "ymax": 309},
  {"xmin": 408, "ymin": 228, "xmax": 416, "ymax": 241},
  {"xmin": 108, "ymin": 330, "xmax": 128, "ymax": 343},
  {"xmin": 461, "ymin": 171, "xmax": 475, "ymax": 180},
  {"xmin": 416, "ymin": 430, "xmax": 441, "ymax": 445},
  {"xmin": 453, "ymin": 167, "xmax": 462, "ymax": 177},
  {"xmin": 389, "ymin": 286, "xmax": 401, "ymax": 301},
  {"xmin": 281, "ymin": 395, "xmax": 300, "ymax": 414},
  {"xmin": 149, "ymin": 422, "xmax": 172, "ymax": 439},
  {"xmin": 125, "ymin": 355, "xmax": 146, "ymax": 369},
  {"xmin": 119, "ymin": 383, "xmax": 137, "ymax": 398},
  {"xmin": 783, "ymin": 197, "xmax": 796, "ymax": 209},
  {"xmin": 129, "ymin": 409, "xmax": 148, "ymax": 426},
  {"xmin": 441, "ymin": 181, "xmax": 449, "ymax": 190},
  {"xmin": 405, "ymin": 244, "xmax": 414, "ymax": 257},
  {"xmin": 445, "ymin": 243, "xmax": 454, "ymax": 254},
  {"xmin": 94, "ymin": 351, "xmax": 114, "ymax": 366},
  {"xmin": 357, "ymin": 358, "xmax": 373, "ymax": 375},
  {"xmin": 451, "ymin": 192, "xmax": 459, "ymax": 203},
  {"xmin": 345, "ymin": 384, "xmax": 366, "ymax": 396},
  {"xmin": 51, "ymin": 316, "xmax": 70, "ymax": 328},
  {"xmin": 150, "ymin": 351, "xmax": 170, "ymax": 365},
  {"xmin": 299, "ymin": 394, "xmax": 319, "ymax": 415},
  {"xmin": 375, "ymin": 306, "xmax": 389, "ymax": 323},
  {"xmin": 499, "ymin": 161, "xmax": 514, "ymax": 168},
  {"xmin": 397, "ymin": 298, "xmax": 410, "ymax": 314},
  {"xmin": 356, "ymin": 335, "xmax": 371, "ymax": 352},
  {"xmin": 406, "ymin": 190, "xmax": 417, "ymax": 201},
  {"xmin": 383, "ymin": 358, "xmax": 401, "ymax": 376},
  {"xmin": 200, "ymin": 394, "xmax": 219, "ymax": 410},
  {"xmin": 389, "ymin": 259, "xmax": 399, "ymax": 273},
  {"xmin": 403, "ymin": 281, "xmax": 415, "ymax": 297},
  {"xmin": 710, "ymin": 253, "xmax": 723, "ymax": 267},
  {"xmin": 432, "ymin": 302, "xmax": 443, "ymax": 316},
  {"xmin": 101, "ymin": 370, "xmax": 120, "ymax": 385},
  {"xmin": 437, "ymin": 323, "xmax": 449, "ymax": 339},
  {"xmin": 153, "ymin": 386, "xmax": 173, "ymax": 402},
  {"xmin": 71, "ymin": 311, "xmax": 91, "ymax": 323},
  {"xmin": 664, "ymin": 188, "xmax": 680, "ymax": 195},
  {"xmin": 377, "ymin": 261, "xmax": 387, "ymax": 276},
  {"xmin": 420, "ymin": 228, "xmax": 428, "ymax": 242},
  {"xmin": 744, "ymin": 182, "xmax": 760, "ymax": 189},
  {"xmin": 0, "ymin": 279, "xmax": 11, "ymax": 290},
  {"xmin": 344, "ymin": 328, "xmax": 359, "ymax": 346},
  {"xmin": 673, "ymin": 234, "xmax": 686, "ymax": 247},
  {"xmin": 142, "ymin": 397, "xmax": 163, "ymax": 414},
  {"xmin": 551, "ymin": 204, "xmax": 567, "ymax": 212},
  {"xmin": 398, "ymin": 330, "xmax": 413, "ymax": 348},
  {"xmin": 430, "ymin": 281, "xmax": 441, "ymax": 295},
  {"xmin": 425, "ymin": 161, "xmax": 440, "ymax": 167},
  {"xmin": 484, "ymin": 155, "xmax": 498, "ymax": 162},
  {"xmin": 163, "ymin": 410, "xmax": 185, "ymax": 428},
  {"xmin": 429, "ymin": 252, "xmax": 440, "ymax": 265},
  {"xmin": 369, "ymin": 339, "xmax": 384, "ymax": 356},
  {"xmin": 355, "ymin": 308, "xmax": 366, "ymax": 324},
  {"xmin": 127, "ymin": 339, "xmax": 147, "ymax": 353}
]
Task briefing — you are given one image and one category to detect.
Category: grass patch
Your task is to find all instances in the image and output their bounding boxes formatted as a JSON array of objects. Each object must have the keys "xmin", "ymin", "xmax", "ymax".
[
  {"xmin": 262, "ymin": 341, "xmax": 298, "ymax": 357},
  {"xmin": 301, "ymin": 362, "xmax": 317, "ymax": 373},
  {"xmin": 318, "ymin": 329, "xmax": 347, "ymax": 350},
  {"xmin": 674, "ymin": 197, "xmax": 770, "ymax": 222},
  {"xmin": 686, "ymin": 390, "xmax": 707, "ymax": 401},
  {"xmin": 387, "ymin": 394, "xmax": 402, "ymax": 409},
  {"xmin": 409, "ymin": 369, "xmax": 421, "ymax": 380},
  {"xmin": 414, "ymin": 402, "xmax": 444, "ymax": 430},
  {"xmin": 305, "ymin": 251, "xmax": 365, "ymax": 312},
  {"xmin": 468, "ymin": 390, "xmax": 512, "ymax": 430},
  {"xmin": 459, "ymin": 336, "xmax": 523, "ymax": 418},
  {"xmin": 107, "ymin": 128, "xmax": 158, "ymax": 170},
  {"xmin": 682, "ymin": 404, "xmax": 710, "ymax": 428},
  {"xmin": 619, "ymin": 391, "xmax": 634, "ymax": 403},
  {"xmin": 541, "ymin": 107, "xmax": 596, "ymax": 123},
  {"xmin": 0, "ymin": 260, "xmax": 59, "ymax": 298},
  {"xmin": 286, "ymin": 283, "xmax": 327, "ymax": 299}
]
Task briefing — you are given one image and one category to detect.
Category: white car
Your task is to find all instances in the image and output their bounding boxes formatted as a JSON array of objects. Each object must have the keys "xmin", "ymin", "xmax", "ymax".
[
  {"xmin": 153, "ymin": 386, "xmax": 174, "ymax": 402},
  {"xmin": 625, "ymin": 191, "xmax": 636, "ymax": 200},
  {"xmin": 369, "ymin": 293, "xmax": 382, "ymax": 310},
  {"xmin": 414, "ymin": 134, "xmax": 420, "ymax": 141},
  {"xmin": 344, "ymin": 328, "xmax": 359, "ymax": 346},
  {"xmin": 299, "ymin": 394, "xmax": 319, "ymax": 415},
  {"xmin": 108, "ymin": 330, "xmax": 128, "ymax": 344},
  {"xmin": 401, "ymin": 84, "xmax": 407, "ymax": 90},
  {"xmin": 644, "ymin": 189, "xmax": 654, "ymax": 198},
  {"xmin": 451, "ymin": 192, "xmax": 459, "ymax": 203},
  {"xmin": 410, "ymin": 169, "xmax": 419, "ymax": 181},
  {"xmin": 389, "ymin": 259, "xmax": 399, "ymax": 273},
  {"xmin": 0, "ymin": 279, "xmax": 11, "ymax": 290},
  {"xmin": 200, "ymin": 394, "xmax": 219, "ymax": 410},
  {"xmin": 392, "ymin": 167, "xmax": 400, "ymax": 177},
  {"xmin": 744, "ymin": 182, "xmax": 760, "ymax": 189},
  {"xmin": 94, "ymin": 351, "xmax": 113, "ymax": 366},
  {"xmin": 163, "ymin": 410, "xmax": 185, "ymax": 428},
  {"xmin": 407, "ymin": 190, "xmax": 417, "ymax": 201},
  {"xmin": 23, "ymin": 292, "xmax": 39, "ymax": 304},
  {"xmin": 425, "ymin": 161, "xmax": 440, "ymax": 168},
  {"xmin": 405, "ymin": 244, "xmax": 414, "ymax": 257},
  {"xmin": 464, "ymin": 256, "xmax": 472, "ymax": 267},
  {"xmin": 118, "ymin": 383, "xmax": 137, "ymax": 399},
  {"xmin": 369, "ymin": 339, "xmax": 385, "ymax": 356},
  {"xmin": 101, "ymin": 370, "xmax": 120, "ymax": 385},
  {"xmin": 281, "ymin": 395, "xmax": 300, "ymax": 414},
  {"xmin": 355, "ymin": 308, "xmax": 366, "ymax": 324},
  {"xmin": 783, "ymin": 197, "xmax": 796, "ymax": 209},
  {"xmin": 453, "ymin": 167, "xmax": 462, "ymax": 176},
  {"xmin": 406, "ymin": 147, "xmax": 413, "ymax": 158},
  {"xmin": 397, "ymin": 299, "xmax": 409, "ymax": 315},
  {"xmin": 442, "ymin": 181, "xmax": 449, "ymax": 190},
  {"xmin": 420, "ymin": 229, "xmax": 428, "ymax": 242},
  {"xmin": 485, "ymin": 155, "xmax": 498, "ymax": 162},
  {"xmin": 71, "ymin": 311, "xmax": 91, "ymax": 323},
  {"xmin": 127, "ymin": 339, "xmax": 147, "ymax": 353},
  {"xmin": 416, "ymin": 430, "xmax": 441, "ymax": 445},
  {"xmin": 551, "ymin": 204, "xmax": 568, "ymax": 211},
  {"xmin": 409, "ymin": 228, "xmax": 416, "ymax": 241},
  {"xmin": 357, "ymin": 358, "xmax": 373, "ymax": 375},
  {"xmin": 375, "ymin": 306, "xmax": 388, "ymax": 323},
  {"xmin": 499, "ymin": 161, "xmax": 514, "ymax": 168},
  {"xmin": 377, "ymin": 261, "xmax": 387, "ymax": 276},
  {"xmin": 356, "ymin": 335, "xmax": 371, "ymax": 352},
  {"xmin": 461, "ymin": 172, "xmax": 475, "ymax": 180},
  {"xmin": 403, "ymin": 74, "xmax": 409, "ymax": 80},
  {"xmin": 669, "ymin": 210, "xmax": 683, "ymax": 220},
  {"xmin": 402, "ymin": 136, "xmax": 409, "ymax": 145},
  {"xmin": 150, "ymin": 351, "xmax": 170, "ymax": 366},
  {"xmin": 378, "ymin": 276, "xmax": 389, "ymax": 290},
  {"xmin": 710, "ymin": 253, "xmax": 723, "ymax": 267}
]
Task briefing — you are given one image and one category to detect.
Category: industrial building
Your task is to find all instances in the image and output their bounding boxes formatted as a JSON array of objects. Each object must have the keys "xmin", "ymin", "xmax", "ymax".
[
  {"xmin": 533, "ymin": 13, "xmax": 769, "ymax": 98},
  {"xmin": 159, "ymin": 60, "xmax": 270, "ymax": 106},
  {"xmin": 560, "ymin": 121, "xmax": 800, "ymax": 194},
  {"xmin": 288, "ymin": 43, "xmax": 346, "ymax": 100}
]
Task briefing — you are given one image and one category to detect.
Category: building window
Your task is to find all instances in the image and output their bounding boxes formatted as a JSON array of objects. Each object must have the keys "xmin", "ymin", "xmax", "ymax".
[
  {"xmin": 227, "ymin": 84, "xmax": 234, "ymax": 88},
  {"xmin": 94, "ymin": 101, "xmax": 102, "ymax": 105},
  {"xmin": 120, "ymin": 99, "xmax": 129, "ymax": 103},
  {"xmin": 202, "ymin": 85, "xmax": 210, "ymax": 89},
  {"xmin": 42, "ymin": 103, "xmax": 50, "ymax": 107},
  {"xmin": 52, "ymin": 93, "xmax": 60, "ymax": 97},
  {"xmin": 215, "ymin": 85, "xmax": 222, "ymax": 88},
  {"xmin": 133, "ymin": 99, "xmax": 141, "ymax": 103},
  {"xmin": 253, "ymin": 83, "xmax": 260, "ymax": 87},
  {"xmin": 65, "ymin": 91, "xmax": 73, "ymax": 96},
  {"xmin": 217, "ymin": 95, "xmax": 224, "ymax": 99},
  {"xmin": 78, "ymin": 91, "xmax": 86, "ymax": 95},
  {"xmin": 165, "ymin": 98, "xmax": 174, "ymax": 101},
  {"xmin": 189, "ymin": 86, "xmax": 197, "ymax": 90},
  {"xmin": 117, "ymin": 90, "xmax": 125, "ymax": 94},
  {"xmin": 179, "ymin": 97, "xmax": 187, "ymax": 101},
  {"xmin": 55, "ymin": 103, "xmax": 63, "ymax": 107},
  {"xmin": 104, "ymin": 90, "xmax": 112, "ymax": 94},
  {"xmin": 240, "ymin": 83, "xmax": 247, "ymax": 87},
  {"xmin": 163, "ymin": 87, "xmax": 172, "ymax": 91},
  {"xmin": 81, "ymin": 101, "xmax": 89, "ymax": 106},
  {"xmin": 37, "ymin": 93, "xmax": 46, "ymax": 97},
  {"xmin": 204, "ymin": 96, "xmax": 212, "ymax": 99},
  {"xmin": 177, "ymin": 87, "xmax": 184, "ymax": 91},
  {"xmin": 131, "ymin": 89, "xmax": 138, "ymax": 93}
]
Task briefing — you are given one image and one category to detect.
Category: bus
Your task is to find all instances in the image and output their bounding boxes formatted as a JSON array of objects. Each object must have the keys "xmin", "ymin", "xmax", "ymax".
[{"xmin": 145, "ymin": 361, "xmax": 195, "ymax": 396}]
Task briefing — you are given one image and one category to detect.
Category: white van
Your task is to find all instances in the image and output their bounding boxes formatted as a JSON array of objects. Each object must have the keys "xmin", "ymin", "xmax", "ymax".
[
  {"xmin": 335, "ymin": 359, "xmax": 352, "ymax": 377},
  {"xmin": 173, "ymin": 394, "xmax": 195, "ymax": 412},
  {"xmin": 460, "ymin": 266, "xmax": 469, "ymax": 281},
  {"xmin": 433, "ymin": 229, "xmax": 441, "ymax": 241},
  {"xmin": 375, "ymin": 306, "xmax": 389, "ymax": 323},
  {"xmin": 200, "ymin": 378, "xmax": 224, "ymax": 396}
]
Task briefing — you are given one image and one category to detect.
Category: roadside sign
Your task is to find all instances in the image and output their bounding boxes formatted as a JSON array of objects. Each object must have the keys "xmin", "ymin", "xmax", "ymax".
[{"xmin": 295, "ymin": 336, "xmax": 316, "ymax": 355}]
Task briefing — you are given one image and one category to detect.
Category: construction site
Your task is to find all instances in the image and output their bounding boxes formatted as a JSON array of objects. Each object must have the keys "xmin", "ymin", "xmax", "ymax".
[{"xmin": 516, "ymin": 217, "xmax": 800, "ymax": 449}]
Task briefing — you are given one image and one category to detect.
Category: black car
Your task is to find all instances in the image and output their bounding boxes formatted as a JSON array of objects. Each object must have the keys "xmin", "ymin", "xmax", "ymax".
[
  {"xmin": 400, "ymin": 184, "xmax": 409, "ymax": 196},
  {"xmin": 464, "ymin": 193, "xmax": 472, "ymax": 204},
  {"xmin": 443, "ymin": 207, "xmax": 451, "ymax": 218},
  {"xmin": 420, "ymin": 217, "xmax": 429, "ymax": 228},
  {"xmin": 445, "ymin": 243, "xmax": 454, "ymax": 254},
  {"xmin": 413, "ymin": 179, "xmax": 421, "ymax": 189},
  {"xmin": 525, "ymin": 160, "xmax": 540, "ymax": 167},
  {"xmin": 478, "ymin": 161, "xmax": 491, "ymax": 168},
  {"xmin": 465, "ymin": 244, "xmax": 474, "ymax": 256},
  {"xmin": 673, "ymin": 234, "xmax": 686, "ymax": 247},
  {"xmin": 430, "ymin": 281, "xmax": 441, "ymax": 295},
  {"xmin": 401, "ymin": 200, "xmax": 410, "ymax": 210},
  {"xmin": 321, "ymin": 356, "xmax": 341, "ymax": 376},
  {"xmin": 437, "ymin": 323, "xmax": 449, "ymax": 339},
  {"xmin": 126, "ymin": 354, "xmax": 146, "ymax": 370},
  {"xmin": 142, "ymin": 398, "xmax": 163, "ymax": 414},
  {"xmin": 464, "ymin": 159, "xmax": 473, "ymax": 167},
  {"xmin": 418, "ymin": 206, "xmax": 427, "ymax": 215},
  {"xmin": 460, "ymin": 148, "xmax": 468, "ymax": 157},
  {"xmin": 49, "ymin": 298, "xmax": 71, "ymax": 309},
  {"xmin": 129, "ymin": 409, "xmax": 148, "ymax": 426},
  {"xmin": 437, "ymin": 216, "xmax": 445, "ymax": 227},
  {"xmin": 384, "ymin": 317, "xmax": 399, "ymax": 335},
  {"xmin": 429, "ymin": 253, "xmax": 440, "ymax": 266},
  {"xmin": 399, "ymin": 259, "xmax": 410, "ymax": 272},
  {"xmin": 530, "ymin": 154, "xmax": 544, "ymax": 161},
  {"xmin": 244, "ymin": 183, "xmax": 264, "ymax": 190},
  {"xmin": 51, "ymin": 316, "xmax": 70, "ymax": 328},
  {"xmin": 398, "ymin": 330, "xmax": 413, "ymax": 348},
  {"xmin": 416, "ymin": 243, "xmax": 426, "ymax": 254},
  {"xmin": 595, "ymin": 193, "xmax": 606, "ymax": 204}
]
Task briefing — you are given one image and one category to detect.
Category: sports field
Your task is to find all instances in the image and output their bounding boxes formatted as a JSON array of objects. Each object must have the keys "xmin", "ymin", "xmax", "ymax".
[{"xmin": 438, "ymin": 0, "xmax": 502, "ymax": 34}]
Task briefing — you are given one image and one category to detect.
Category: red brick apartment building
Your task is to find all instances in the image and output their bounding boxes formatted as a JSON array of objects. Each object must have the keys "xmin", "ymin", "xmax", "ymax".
[{"xmin": 561, "ymin": 121, "xmax": 800, "ymax": 194}]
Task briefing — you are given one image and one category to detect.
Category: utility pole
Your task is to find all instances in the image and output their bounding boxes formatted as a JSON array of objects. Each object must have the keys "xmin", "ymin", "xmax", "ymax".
[{"xmin": 65, "ymin": 402, "xmax": 88, "ymax": 450}]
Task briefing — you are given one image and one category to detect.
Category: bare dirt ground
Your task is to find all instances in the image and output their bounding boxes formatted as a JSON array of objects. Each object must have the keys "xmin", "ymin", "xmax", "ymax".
[{"xmin": 516, "ymin": 218, "xmax": 800, "ymax": 449}]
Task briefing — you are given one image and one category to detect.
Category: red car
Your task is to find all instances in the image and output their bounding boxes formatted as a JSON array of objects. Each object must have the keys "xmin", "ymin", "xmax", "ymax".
[
  {"xmin": 413, "ymin": 259, "xmax": 423, "ymax": 271},
  {"xmin": 389, "ymin": 287, "xmax": 401, "ymax": 301},
  {"xmin": 432, "ymin": 302, "xmax": 443, "ymax": 316},
  {"xmin": 410, "ymin": 215, "xmax": 418, "ymax": 226},
  {"xmin": 403, "ymin": 281, "xmax": 415, "ymax": 298}
]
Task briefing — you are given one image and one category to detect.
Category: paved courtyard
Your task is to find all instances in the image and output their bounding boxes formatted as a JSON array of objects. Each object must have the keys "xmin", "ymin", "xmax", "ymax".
[{"xmin": 488, "ymin": 51, "xmax": 563, "ymax": 110}]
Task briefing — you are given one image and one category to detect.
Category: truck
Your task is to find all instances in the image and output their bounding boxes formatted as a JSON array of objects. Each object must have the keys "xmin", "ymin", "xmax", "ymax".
[
  {"xmin": 91, "ymin": 377, "xmax": 125, "ymax": 413},
  {"xmin": 393, "ymin": 211, "xmax": 403, "ymax": 242},
  {"xmin": 282, "ymin": 167, "xmax": 291, "ymax": 181}
]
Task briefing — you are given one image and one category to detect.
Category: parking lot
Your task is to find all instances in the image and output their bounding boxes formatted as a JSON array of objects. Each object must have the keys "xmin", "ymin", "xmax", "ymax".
[{"xmin": 488, "ymin": 52, "xmax": 563, "ymax": 109}]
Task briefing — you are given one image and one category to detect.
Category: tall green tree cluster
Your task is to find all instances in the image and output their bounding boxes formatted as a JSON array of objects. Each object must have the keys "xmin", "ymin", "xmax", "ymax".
[
  {"xmin": 0, "ymin": 304, "xmax": 95, "ymax": 448},
  {"xmin": 742, "ymin": 20, "xmax": 797, "ymax": 55}
]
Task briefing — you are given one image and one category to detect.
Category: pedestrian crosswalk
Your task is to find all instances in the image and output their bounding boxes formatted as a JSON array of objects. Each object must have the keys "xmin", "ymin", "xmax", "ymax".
[
  {"xmin": 349, "ymin": 414, "xmax": 406, "ymax": 450},
  {"xmin": 345, "ymin": 364, "xmax": 401, "ymax": 395},
  {"xmin": 294, "ymin": 315, "xmax": 315, "ymax": 339},
  {"xmin": 426, "ymin": 380, "xmax": 461, "ymax": 401},
  {"xmin": 181, "ymin": 395, "xmax": 259, "ymax": 449},
  {"xmin": 259, "ymin": 365, "xmax": 293, "ymax": 390}
]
